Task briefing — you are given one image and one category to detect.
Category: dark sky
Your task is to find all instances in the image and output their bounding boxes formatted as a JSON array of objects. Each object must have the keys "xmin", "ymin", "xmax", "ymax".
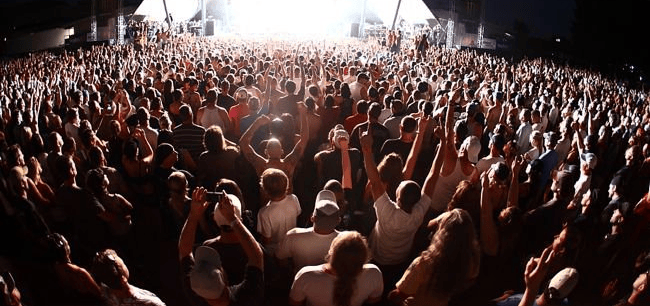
[{"xmin": 483, "ymin": 0, "xmax": 575, "ymax": 38}]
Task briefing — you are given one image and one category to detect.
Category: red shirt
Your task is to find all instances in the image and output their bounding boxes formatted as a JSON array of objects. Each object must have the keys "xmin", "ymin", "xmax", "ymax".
[{"xmin": 344, "ymin": 114, "xmax": 367, "ymax": 134}]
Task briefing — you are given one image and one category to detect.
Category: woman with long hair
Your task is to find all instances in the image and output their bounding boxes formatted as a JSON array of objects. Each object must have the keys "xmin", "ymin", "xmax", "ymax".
[
  {"xmin": 290, "ymin": 231, "xmax": 383, "ymax": 306},
  {"xmin": 389, "ymin": 209, "xmax": 481, "ymax": 306}
]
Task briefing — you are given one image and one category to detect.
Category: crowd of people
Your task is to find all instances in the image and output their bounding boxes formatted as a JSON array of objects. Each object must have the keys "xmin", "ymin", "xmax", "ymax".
[{"xmin": 0, "ymin": 29, "xmax": 649, "ymax": 306}]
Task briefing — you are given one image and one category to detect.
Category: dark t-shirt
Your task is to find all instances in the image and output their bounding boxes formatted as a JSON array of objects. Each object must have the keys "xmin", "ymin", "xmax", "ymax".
[
  {"xmin": 314, "ymin": 148, "xmax": 362, "ymax": 189},
  {"xmin": 380, "ymin": 139, "xmax": 413, "ymax": 163},
  {"xmin": 217, "ymin": 93, "xmax": 237, "ymax": 111},
  {"xmin": 350, "ymin": 122, "xmax": 391, "ymax": 162},
  {"xmin": 181, "ymin": 256, "xmax": 264, "ymax": 306}
]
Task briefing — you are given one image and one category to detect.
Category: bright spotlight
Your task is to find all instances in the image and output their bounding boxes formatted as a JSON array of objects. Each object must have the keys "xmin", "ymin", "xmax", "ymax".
[{"xmin": 229, "ymin": 0, "xmax": 341, "ymax": 37}]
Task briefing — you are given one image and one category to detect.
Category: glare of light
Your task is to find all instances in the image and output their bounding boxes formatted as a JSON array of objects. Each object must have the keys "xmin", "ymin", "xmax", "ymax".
[
  {"xmin": 555, "ymin": 38, "xmax": 561, "ymax": 43},
  {"xmin": 230, "ymin": 0, "xmax": 338, "ymax": 36}
]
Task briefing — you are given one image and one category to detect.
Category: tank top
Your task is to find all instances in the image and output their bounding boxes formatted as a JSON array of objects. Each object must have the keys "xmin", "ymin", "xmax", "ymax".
[
  {"xmin": 430, "ymin": 160, "xmax": 471, "ymax": 212},
  {"xmin": 199, "ymin": 106, "xmax": 225, "ymax": 130}
]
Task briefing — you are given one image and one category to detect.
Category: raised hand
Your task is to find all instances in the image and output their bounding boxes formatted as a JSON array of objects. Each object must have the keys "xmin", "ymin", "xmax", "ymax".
[
  {"xmin": 190, "ymin": 187, "xmax": 209, "ymax": 218},
  {"xmin": 360, "ymin": 129, "xmax": 373, "ymax": 152},
  {"xmin": 523, "ymin": 246, "xmax": 554, "ymax": 292},
  {"xmin": 217, "ymin": 192, "xmax": 237, "ymax": 223}
]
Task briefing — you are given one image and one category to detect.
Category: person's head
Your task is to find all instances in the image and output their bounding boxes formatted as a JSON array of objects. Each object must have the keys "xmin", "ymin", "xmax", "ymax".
[
  {"xmin": 489, "ymin": 134, "xmax": 506, "ymax": 156},
  {"xmin": 521, "ymin": 109, "xmax": 532, "ymax": 123},
  {"xmin": 626, "ymin": 145, "xmax": 642, "ymax": 167},
  {"xmin": 248, "ymin": 96, "xmax": 260, "ymax": 113},
  {"xmin": 368, "ymin": 102, "xmax": 382, "ymax": 122},
  {"xmin": 213, "ymin": 193, "xmax": 242, "ymax": 233},
  {"xmin": 378, "ymin": 153, "xmax": 405, "ymax": 200},
  {"xmin": 168, "ymin": 171, "xmax": 188, "ymax": 197},
  {"xmin": 326, "ymin": 231, "xmax": 370, "ymax": 306},
  {"xmin": 459, "ymin": 136, "xmax": 481, "ymax": 163},
  {"xmin": 235, "ymin": 89, "xmax": 249, "ymax": 104},
  {"xmin": 204, "ymin": 126, "xmax": 227, "ymax": 153},
  {"xmin": 486, "ymin": 162, "xmax": 510, "ymax": 193},
  {"xmin": 552, "ymin": 169, "xmax": 575, "ymax": 199},
  {"xmin": 91, "ymin": 249, "xmax": 130, "ymax": 290},
  {"xmin": 540, "ymin": 268, "xmax": 579, "ymax": 305},
  {"xmin": 260, "ymin": 168, "xmax": 288, "ymax": 200},
  {"xmin": 324, "ymin": 179, "xmax": 347, "ymax": 212},
  {"xmin": 609, "ymin": 175, "xmax": 624, "ymax": 199},
  {"xmin": 391, "ymin": 99, "xmax": 404, "ymax": 115},
  {"xmin": 424, "ymin": 209, "xmax": 481, "ymax": 297},
  {"xmin": 179, "ymin": 105, "xmax": 193, "ymax": 123},
  {"xmin": 155, "ymin": 143, "xmax": 178, "ymax": 168},
  {"xmin": 329, "ymin": 125, "xmax": 350, "ymax": 149},
  {"xmin": 530, "ymin": 131, "xmax": 543, "ymax": 149},
  {"xmin": 188, "ymin": 246, "xmax": 228, "ymax": 302},
  {"xmin": 311, "ymin": 190, "xmax": 341, "ymax": 233},
  {"xmin": 56, "ymin": 156, "xmax": 77, "ymax": 183},
  {"xmin": 137, "ymin": 107, "xmax": 150, "ymax": 127},
  {"xmin": 85, "ymin": 168, "xmax": 108, "ymax": 196},
  {"xmin": 356, "ymin": 73, "xmax": 370, "ymax": 85},
  {"xmin": 400, "ymin": 116, "xmax": 417, "ymax": 139},
  {"xmin": 264, "ymin": 138, "xmax": 284, "ymax": 159},
  {"xmin": 219, "ymin": 79, "xmax": 230, "ymax": 92},
  {"xmin": 356, "ymin": 100, "xmax": 369, "ymax": 115},
  {"xmin": 580, "ymin": 153, "xmax": 597, "ymax": 175},
  {"xmin": 46, "ymin": 233, "xmax": 71, "ymax": 264},
  {"xmin": 544, "ymin": 131, "xmax": 560, "ymax": 151},
  {"xmin": 285, "ymin": 80, "xmax": 296, "ymax": 94},
  {"xmin": 396, "ymin": 180, "xmax": 422, "ymax": 214},
  {"xmin": 206, "ymin": 89, "xmax": 218, "ymax": 105}
]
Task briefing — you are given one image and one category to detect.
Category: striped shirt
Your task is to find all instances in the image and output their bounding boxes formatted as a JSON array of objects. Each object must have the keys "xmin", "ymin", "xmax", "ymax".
[{"xmin": 172, "ymin": 123, "xmax": 206, "ymax": 164}]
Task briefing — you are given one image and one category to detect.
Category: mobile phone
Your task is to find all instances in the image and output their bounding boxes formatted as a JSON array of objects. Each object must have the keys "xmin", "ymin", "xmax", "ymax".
[{"xmin": 206, "ymin": 191, "xmax": 225, "ymax": 203}]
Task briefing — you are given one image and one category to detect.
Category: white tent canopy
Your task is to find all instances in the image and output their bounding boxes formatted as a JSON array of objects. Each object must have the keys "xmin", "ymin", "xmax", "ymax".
[{"xmin": 133, "ymin": 0, "xmax": 200, "ymax": 22}]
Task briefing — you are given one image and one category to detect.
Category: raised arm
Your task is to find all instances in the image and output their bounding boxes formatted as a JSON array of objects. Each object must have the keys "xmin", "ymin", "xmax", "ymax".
[
  {"xmin": 219, "ymin": 192, "xmax": 264, "ymax": 270},
  {"xmin": 422, "ymin": 126, "xmax": 446, "ymax": 198},
  {"xmin": 133, "ymin": 128, "xmax": 153, "ymax": 164},
  {"xmin": 285, "ymin": 103, "xmax": 309, "ymax": 166},
  {"xmin": 480, "ymin": 171, "xmax": 499, "ymax": 256},
  {"xmin": 240, "ymin": 115, "xmax": 270, "ymax": 169},
  {"xmin": 361, "ymin": 130, "xmax": 385, "ymax": 201},
  {"xmin": 340, "ymin": 138, "xmax": 353, "ymax": 190},
  {"xmin": 403, "ymin": 114, "xmax": 430, "ymax": 180},
  {"xmin": 179, "ymin": 187, "xmax": 209, "ymax": 260},
  {"xmin": 507, "ymin": 156, "xmax": 525, "ymax": 208}
]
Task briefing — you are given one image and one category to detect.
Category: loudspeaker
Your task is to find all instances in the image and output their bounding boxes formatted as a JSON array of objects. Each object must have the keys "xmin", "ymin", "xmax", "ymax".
[
  {"xmin": 205, "ymin": 19, "xmax": 215, "ymax": 36},
  {"xmin": 350, "ymin": 23, "xmax": 360, "ymax": 38}
]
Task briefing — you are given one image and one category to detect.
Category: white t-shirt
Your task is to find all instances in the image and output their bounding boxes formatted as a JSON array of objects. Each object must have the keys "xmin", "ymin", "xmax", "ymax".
[
  {"xmin": 378, "ymin": 108, "xmax": 392, "ymax": 124},
  {"xmin": 102, "ymin": 284, "xmax": 165, "ymax": 306},
  {"xmin": 370, "ymin": 193, "xmax": 431, "ymax": 265},
  {"xmin": 290, "ymin": 264, "xmax": 383, "ymax": 306},
  {"xmin": 276, "ymin": 228, "xmax": 340, "ymax": 274},
  {"xmin": 349, "ymin": 81, "xmax": 364, "ymax": 102},
  {"xmin": 257, "ymin": 194, "xmax": 301, "ymax": 256},
  {"xmin": 516, "ymin": 122, "xmax": 533, "ymax": 154},
  {"xmin": 476, "ymin": 155, "xmax": 505, "ymax": 174}
]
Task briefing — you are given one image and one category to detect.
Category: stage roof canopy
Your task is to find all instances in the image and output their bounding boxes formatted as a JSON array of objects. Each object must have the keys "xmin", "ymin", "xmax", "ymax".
[{"xmin": 133, "ymin": 0, "xmax": 438, "ymax": 34}]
